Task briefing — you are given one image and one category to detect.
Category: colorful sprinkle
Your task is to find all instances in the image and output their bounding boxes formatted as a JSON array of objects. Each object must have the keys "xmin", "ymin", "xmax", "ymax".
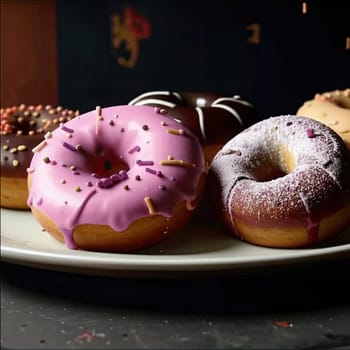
[
  {"xmin": 142, "ymin": 125, "xmax": 149, "ymax": 131},
  {"xmin": 98, "ymin": 178, "xmax": 111, "ymax": 188},
  {"xmin": 74, "ymin": 186, "xmax": 82, "ymax": 192},
  {"xmin": 145, "ymin": 167, "xmax": 162, "ymax": 176},
  {"xmin": 128, "ymin": 145, "xmax": 141, "ymax": 154},
  {"xmin": 62, "ymin": 141, "xmax": 77, "ymax": 152},
  {"xmin": 43, "ymin": 157, "xmax": 50, "ymax": 163},
  {"xmin": 110, "ymin": 174, "xmax": 121, "ymax": 182},
  {"xmin": 96, "ymin": 170, "xmax": 128, "ymax": 189},
  {"xmin": 17, "ymin": 145, "xmax": 27, "ymax": 151},
  {"xmin": 12, "ymin": 159, "xmax": 20, "ymax": 167},
  {"xmin": 307, "ymin": 128, "xmax": 315, "ymax": 138},
  {"xmin": 119, "ymin": 170, "xmax": 128, "ymax": 180},
  {"xmin": 32, "ymin": 140, "xmax": 47, "ymax": 153},
  {"xmin": 144, "ymin": 196, "xmax": 156, "ymax": 215},
  {"xmin": 160, "ymin": 159, "xmax": 195, "ymax": 167},
  {"xmin": 167, "ymin": 128, "xmax": 185, "ymax": 136},
  {"xmin": 145, "ymin": 167, "xmax": 157, "ymax": 175},
  {"xmin": 60, "ymin": 124, "xmax": 74, "ymax": 133},
  {"xmin": 137, "ymin": 160, "xmax": 154, "ymax": 166}
]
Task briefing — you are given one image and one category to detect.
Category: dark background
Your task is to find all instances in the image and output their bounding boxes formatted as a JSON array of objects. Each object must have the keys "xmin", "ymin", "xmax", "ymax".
[{"xmin": 57, "ymin": 0, "xmax": 350, "ymax": 118}]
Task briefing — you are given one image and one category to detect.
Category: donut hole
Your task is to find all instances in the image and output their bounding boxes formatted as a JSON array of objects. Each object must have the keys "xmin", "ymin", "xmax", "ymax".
[
  {"xmin": 100, "ymin": 157, "xmax": 129, "ymax": 177},
  {"xmin": 87, "ymin": 147, "xmax": 129, "ymax": 177},
  {"xmin": 253, "ymin": 145, "xmax": 296, "ymax": 182},
  {"xmin": 254, "ymin": 163, "xmax": 286, "ymax": 182}
]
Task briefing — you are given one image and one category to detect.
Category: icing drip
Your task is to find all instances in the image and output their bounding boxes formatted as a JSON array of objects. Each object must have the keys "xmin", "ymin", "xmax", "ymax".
[
  {"xmin": 28, "ymin": 105, "xmax": 205, "ymax": 249},
  {"xmin": 59, "ymin": 189, "xmax": 97, "ymax": 249},
  {"xmin": 304, "ymin": 216, "xmax": 320, "ymax": 245},
  {"xmin": 299, "ymin": 191, "xmax": 320, "ymax": 245}
]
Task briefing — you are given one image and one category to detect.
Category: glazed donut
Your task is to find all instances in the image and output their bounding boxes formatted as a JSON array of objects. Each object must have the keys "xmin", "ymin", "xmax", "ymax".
[
  {"xmin": 209, "ymin": 115, "xmax": 350, "ymax": 248},
  {"xmin": 129, "ymin": 91, "xmax": 259, "ymax": 163},
  {"xmin": 1, "ymin": 104, "xmax": 79, "ymax": 209},
  {"xmin": 27, "ymin": 105, "xmax": 206, "ymax": 252},
  {"xmin": 297, "ymin": 88, "xmax": 350, "ymax": 150}
]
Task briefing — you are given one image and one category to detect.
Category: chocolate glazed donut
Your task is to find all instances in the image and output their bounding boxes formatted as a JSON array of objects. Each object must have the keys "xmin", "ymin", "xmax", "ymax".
[
  {"xmin": 128, "ymin": 91, "xmax": 259, "ymax": 163},
  {"xmin": 1, "ymin": 104, "xmax": 79, "ymax": 209}
]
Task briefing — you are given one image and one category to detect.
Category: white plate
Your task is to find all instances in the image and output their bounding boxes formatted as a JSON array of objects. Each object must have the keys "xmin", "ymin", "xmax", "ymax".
[{"xmin": 1, "ymin": 207, "xmax": 350, "ymax": 278}]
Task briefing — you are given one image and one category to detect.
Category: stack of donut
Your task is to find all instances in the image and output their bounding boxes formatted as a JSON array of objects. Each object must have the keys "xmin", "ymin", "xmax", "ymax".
[
  {"xmin": 1, "ymin": 104, "xmax": 79, "ymax": 209},
  {"xmin": 129, "ymin": 91, "xmax": 259, "ymax": 163}
]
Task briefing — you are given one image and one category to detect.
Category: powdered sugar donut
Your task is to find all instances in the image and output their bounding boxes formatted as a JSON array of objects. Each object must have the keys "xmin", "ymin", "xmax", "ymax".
[
  {"xmin": 27, "ymin": 105, "xmax": 206, "ymax": 252},
  {"xmin": 129, "ymin": 91, "xmax": 259, "ymax": 163},
  {"xmin": 209, "ymin": 115, "xmax": 350, "ymax": 248}
]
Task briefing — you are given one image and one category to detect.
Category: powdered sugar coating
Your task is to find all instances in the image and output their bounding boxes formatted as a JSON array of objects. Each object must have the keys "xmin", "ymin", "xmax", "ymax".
[{"xmin": 210, "ymin": 115, "xmax": 350, "ymax": 240}]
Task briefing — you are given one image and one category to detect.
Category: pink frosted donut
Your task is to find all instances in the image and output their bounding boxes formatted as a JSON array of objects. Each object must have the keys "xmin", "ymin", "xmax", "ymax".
[
  {"xmin": 209, "ymin": 115, "xmax": 350, "ymax": 248},
  {"xmin": 27, "ymin": 105, "xmax": 206, "ymax": 252}
]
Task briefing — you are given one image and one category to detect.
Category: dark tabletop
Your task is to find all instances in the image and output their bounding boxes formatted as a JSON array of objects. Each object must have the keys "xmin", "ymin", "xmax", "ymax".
[{"xmin": 1, "ymin": 257, "xmax": 350, "ymax": 350}]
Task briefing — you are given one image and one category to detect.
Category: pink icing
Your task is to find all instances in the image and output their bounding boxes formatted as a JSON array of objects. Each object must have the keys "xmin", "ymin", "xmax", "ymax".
[{"xmin": 28, "ymin": 105, "xmax": 205, "ymax": 249}]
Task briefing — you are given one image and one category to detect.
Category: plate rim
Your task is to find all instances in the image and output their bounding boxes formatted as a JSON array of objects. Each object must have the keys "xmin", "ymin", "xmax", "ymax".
[
  {"xmin": 2, "ymin": 236, "xmax": 350, "ymax": 272},
  {"xmin": 1, "ymin": 208, "xmax": 350, "ymax": 274}
]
